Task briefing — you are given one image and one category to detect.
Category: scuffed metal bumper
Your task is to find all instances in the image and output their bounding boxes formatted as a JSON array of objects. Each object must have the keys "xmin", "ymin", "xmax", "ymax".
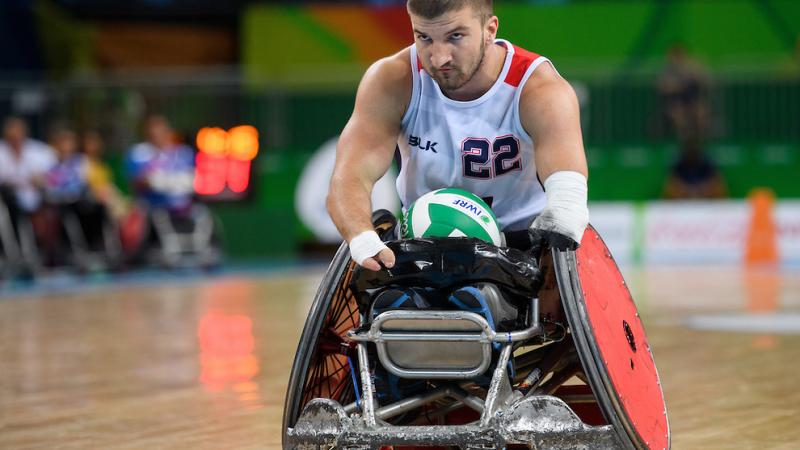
[{"xmin": 286, "ymin": 395, "xmax": 623, "ymax": 449}]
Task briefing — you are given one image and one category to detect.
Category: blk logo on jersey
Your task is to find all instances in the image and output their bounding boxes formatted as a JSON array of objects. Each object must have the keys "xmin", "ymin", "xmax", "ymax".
[{"xmin": 409, "ymin": 135, "xmax": 438, "ymax": 153}]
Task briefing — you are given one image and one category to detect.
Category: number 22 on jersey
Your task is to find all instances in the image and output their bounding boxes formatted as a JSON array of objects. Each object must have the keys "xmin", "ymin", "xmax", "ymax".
[{"xmin": 461, "ymin": 135, "xmax": 522, "ymax": 179}]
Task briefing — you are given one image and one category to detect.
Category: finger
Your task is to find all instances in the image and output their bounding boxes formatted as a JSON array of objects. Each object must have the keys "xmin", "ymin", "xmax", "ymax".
[
  {"xmin": 360, "ymin": 257, "xmax": 382, "ymax": 272},
  {"xmin": 377, "ymin": 248, "xmax": 395, "ymax": 268}
]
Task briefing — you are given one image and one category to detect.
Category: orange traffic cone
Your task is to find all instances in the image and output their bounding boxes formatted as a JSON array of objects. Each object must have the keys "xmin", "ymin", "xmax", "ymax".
[{"xmin": 744, "ymin": 188, "xmax": 779, "ymax": 266}]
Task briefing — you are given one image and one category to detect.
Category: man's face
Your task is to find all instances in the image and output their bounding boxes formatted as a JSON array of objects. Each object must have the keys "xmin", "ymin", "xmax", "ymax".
[
  {"xmin": 83, "ymin": 132, "xmax": 103, "ymax": 159},
  {"xmin": 145, "ymin": 117, "xmax": 172, "ymax": 149},
  {"xmin": 3, "ymin": 120, "xmax": 27, "ymax": 150},
  {"xmin": 52, "ymin": 131, "xmax": 78, "ymax": 159},
  {"xmin": 410, "ymin": 6, "xmax": 496, "ymax": 92}
]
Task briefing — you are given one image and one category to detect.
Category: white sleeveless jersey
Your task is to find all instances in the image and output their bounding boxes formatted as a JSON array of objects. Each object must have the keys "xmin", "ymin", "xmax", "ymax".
[{"xmin": 397, "ymin": 39, "xmax": 552, "ymax": 231}]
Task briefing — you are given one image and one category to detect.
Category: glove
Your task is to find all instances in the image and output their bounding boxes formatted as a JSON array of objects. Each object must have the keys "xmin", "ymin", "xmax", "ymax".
[
  {"xmin": 529, "ymin": 171, "xmax": 589, "ymax": 253},
  {"xmin": 529, "ymin": 226, "xmax": 579, "ymax": 257}
]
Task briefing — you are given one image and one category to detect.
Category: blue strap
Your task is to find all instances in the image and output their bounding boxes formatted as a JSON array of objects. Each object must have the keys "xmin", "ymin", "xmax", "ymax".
[
  {"xmin": 388, "ymin": 293, "xmax": 410, "ymax": 309},
  {"xmin": 347, "ymin": 357, "xmax": 361, "ymax": 408},
  {"xmin": 373, "ymin": 293, "xmax": 410, "ymax": 317},
  {"xmin": 448, "ymin": 286, "xmax": 496, "ymax": 329}
]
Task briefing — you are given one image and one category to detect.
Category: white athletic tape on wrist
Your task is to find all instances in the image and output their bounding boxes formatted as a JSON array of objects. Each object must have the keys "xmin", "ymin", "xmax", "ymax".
[
  {"xmin": 349, "ymin": 230, "xmax": 389, "ymax": 266},
  {"xmin": 531, "ymin": 171, "xmax": 589, "ymax": 243}
]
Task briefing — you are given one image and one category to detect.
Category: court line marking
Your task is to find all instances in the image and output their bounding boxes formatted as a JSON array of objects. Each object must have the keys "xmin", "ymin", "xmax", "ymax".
[{"xmin": 685, "ymin": 312, "xmax": 800, "ymax": 335}]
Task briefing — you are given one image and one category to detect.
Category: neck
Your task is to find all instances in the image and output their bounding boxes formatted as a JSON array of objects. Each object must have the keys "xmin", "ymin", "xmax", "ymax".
[{"xmin": 443, "ymin": 41, "xmax": 506, "ymax": 102}]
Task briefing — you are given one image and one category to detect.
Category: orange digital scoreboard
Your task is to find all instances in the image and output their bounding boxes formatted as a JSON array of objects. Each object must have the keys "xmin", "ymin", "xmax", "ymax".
[{"xmin": 194, "ymin": 125, "xmax": 259, "ymax": 201}]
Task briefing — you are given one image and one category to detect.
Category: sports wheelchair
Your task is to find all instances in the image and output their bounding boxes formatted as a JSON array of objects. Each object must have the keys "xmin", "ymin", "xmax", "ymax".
[
  {"xmin": 133, "ymin": 203, "xmax": 222, "ymax": 269},
  {"xmin": 283, "ymin": 211, "xmax": 669, "ymax": 449},
  {"xmin": 0, "ymin": 195, "xmax": 45, "ymax": 276}
]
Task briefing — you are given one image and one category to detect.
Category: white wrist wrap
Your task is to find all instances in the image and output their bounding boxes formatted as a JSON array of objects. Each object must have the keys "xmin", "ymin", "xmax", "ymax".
[
  {"xmin": 349, "ymin": 230, "xmax": 389, "ymax": 266},
  {"xmin": 531, "ymin": 171, "xmax": 589, "ymax": 243}
]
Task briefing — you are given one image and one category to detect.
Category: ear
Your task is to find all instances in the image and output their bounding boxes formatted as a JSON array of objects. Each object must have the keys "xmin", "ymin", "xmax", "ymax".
[{"xmin": 485, "ymin": 15, "xmax": 499, "ymax": 40}]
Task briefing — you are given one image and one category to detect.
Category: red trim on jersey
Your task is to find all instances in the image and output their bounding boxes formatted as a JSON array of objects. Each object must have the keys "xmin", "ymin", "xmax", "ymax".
[
  {"xmin": 416, "ymin": 56, "xmax": 423, "ymax": 71},
  {"xmin": 504, "ymin": 45, "xmax": 541, "ymax": 87}
]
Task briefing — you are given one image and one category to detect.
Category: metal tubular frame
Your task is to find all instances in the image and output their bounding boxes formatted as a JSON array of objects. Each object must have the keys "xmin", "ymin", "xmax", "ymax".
[
  {"xmin": 348, "ymin": 298, "xmax": 541, "ymax": 379},
  {"xmin": 288, "ymin": 306, "xmax": 623, "ymax": 449}
]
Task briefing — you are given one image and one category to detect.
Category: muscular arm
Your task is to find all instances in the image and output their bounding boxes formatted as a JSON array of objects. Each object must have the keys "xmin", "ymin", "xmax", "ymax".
[
  {"xmin": 520, "ymin": 62, "xmax": 589, "ymax": 247},
  {"xmin": 520, "ymin": 62, "xmax": 587, "ymax": 181},
  {"xmin": 327, "ymin": 50, "xmax": 412, "ymax": 269}
]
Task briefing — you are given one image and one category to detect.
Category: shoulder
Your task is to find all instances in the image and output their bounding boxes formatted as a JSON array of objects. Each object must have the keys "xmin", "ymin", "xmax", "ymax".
[
  {"xmin": 128, "ymin": 142, "xmax": 155, "ymax": 161},
  {"xmin": 518, "ymin": 61, "xmax": 579, "ymax": 132},
  {"xmin": 504, "ymin": 44, "xmax": 541, "ymax": 87},
  {"xmin": 362, "ymin": 47, "xmax": 413, "ymax": 92},
  {"xmin": 520, "ymin": 62, "xmax": 578, "ymax": 114},
  {"xmin": 355, "ymin": 47, "xmax": 414, "ymax": 119},
  {"xmin": 26, "ymin": 140, "xmax": 57, "ymax": 165},
  {"xmin": 176, "ymin": 144, "xmax": 195, "ymax": 160},
  {"xmin": 26, "ymin": 138, "xmax": 54, "ymax": 154}
]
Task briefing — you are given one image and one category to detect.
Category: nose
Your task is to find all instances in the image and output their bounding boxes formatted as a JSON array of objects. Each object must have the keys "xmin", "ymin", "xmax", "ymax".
[{"xmin": 430, "ymin": 43, "xmax": 452, "ymax": 68}]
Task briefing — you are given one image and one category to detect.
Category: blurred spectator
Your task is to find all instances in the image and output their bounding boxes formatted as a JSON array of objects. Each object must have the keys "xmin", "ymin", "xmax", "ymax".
[
  {"xmin": 45, "ymin": 127, "xmax": 87, "ymax": 205},
  {"xmin": 0, "ymin": 116, "xmax": 57, "ymax": 215},
  {"xmin": 84, "ymin": 130, "xmax": 130, "ymax": 220},
  {"xmin": 42, "ymin": 126, "xmax": 130, "ymax": 268},
  {"xmin": 42, "ymin": 126, "xmax": 92, "ymax": 265},
  {"xmin": 0, "ymin": 117, "xmax": 57, "ymax": 267},
  {"xmin": 663, "ymin": 139, "xmax": 727, "ymax": 199},
  {"xmin": 657, "ymin": 43, "xmax": 711, "ymax": 145},
  {"xmin": 126, "ymin": 114, "xmax": 195, "ymax": 213},
  {"xmin": 85, "ymin": 129, "xmax": 146, "ymax": 258}
]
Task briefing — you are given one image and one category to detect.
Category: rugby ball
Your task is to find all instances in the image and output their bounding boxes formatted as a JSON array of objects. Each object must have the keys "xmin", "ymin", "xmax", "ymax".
[{"xmin": 401, "ymin": 188, "xmax": 502, "ymax": 246}]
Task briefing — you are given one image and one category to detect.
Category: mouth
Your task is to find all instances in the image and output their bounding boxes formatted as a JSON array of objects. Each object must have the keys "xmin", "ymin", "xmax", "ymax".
[{"xmin": 436, "ymin": 67, "xmax": 454, "ymax": 77}]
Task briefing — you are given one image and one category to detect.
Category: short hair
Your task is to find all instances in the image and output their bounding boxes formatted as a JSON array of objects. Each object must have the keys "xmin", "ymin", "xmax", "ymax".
[{"xmin": 407, "ymin": 0, "xmax": 493, "ymax": 22}]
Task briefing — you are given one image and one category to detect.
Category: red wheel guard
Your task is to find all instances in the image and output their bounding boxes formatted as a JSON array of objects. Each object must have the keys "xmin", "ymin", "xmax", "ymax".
[{"xmin": 553, "ymin": 224, "xmax": 670, "ymax": 450}]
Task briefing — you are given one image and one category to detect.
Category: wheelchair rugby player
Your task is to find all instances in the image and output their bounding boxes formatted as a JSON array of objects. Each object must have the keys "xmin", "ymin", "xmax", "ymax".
[{"xmin": 284, "ymin": 1, "xmax": 669, "ymax": 448}]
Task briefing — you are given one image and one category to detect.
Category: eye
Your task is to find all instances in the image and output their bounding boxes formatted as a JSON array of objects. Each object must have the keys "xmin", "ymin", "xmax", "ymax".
[
  {"xmin": 417, "ymin": 34, "xmax": 431, "ymax": 43},
  {"xmin": 449, "ymin": 33, "xmax": 463, "ymax": 41}
]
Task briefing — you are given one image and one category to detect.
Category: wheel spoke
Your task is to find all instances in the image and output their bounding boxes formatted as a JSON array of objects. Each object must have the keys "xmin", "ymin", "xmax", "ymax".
[
  {"xmin": 292, "ymin": 261, "xmax": 361, "ymax": 425},
  {"xmin": 334, "ymin": 295, "xmax": 359, "ymax": 332}
]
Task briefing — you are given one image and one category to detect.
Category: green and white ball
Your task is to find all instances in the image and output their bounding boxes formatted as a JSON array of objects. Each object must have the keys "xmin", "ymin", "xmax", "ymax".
[{"xmin": 401, "ymin": 188, "xmax": 502, "ymax": 245}]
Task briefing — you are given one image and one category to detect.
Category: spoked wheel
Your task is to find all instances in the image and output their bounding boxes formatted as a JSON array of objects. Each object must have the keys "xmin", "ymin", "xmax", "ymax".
[
  {"xmin": 283, "ymin": 211, "xmax": 397, "ymax": 447},
  {"xmin": 282, "ymin": 242, "xmax": 360, "ymax": 445}
]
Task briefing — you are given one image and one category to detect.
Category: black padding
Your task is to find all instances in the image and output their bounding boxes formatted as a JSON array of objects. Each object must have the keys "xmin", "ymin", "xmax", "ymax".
[{"xmin": 350, "ymin": 237, "xmax": 543, "ymax": 314}]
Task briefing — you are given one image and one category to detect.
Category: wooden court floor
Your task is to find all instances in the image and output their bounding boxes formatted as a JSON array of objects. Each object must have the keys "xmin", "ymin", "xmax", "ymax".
[{"xmin": 1, "ymin": 265, "xmax": 799, "ymax": 449}]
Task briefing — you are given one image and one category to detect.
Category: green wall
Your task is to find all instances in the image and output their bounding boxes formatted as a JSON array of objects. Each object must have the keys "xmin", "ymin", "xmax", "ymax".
[
  {"xmin": 585, "ymin": 142, "xmax": 800, "ymax": 200},
  {"xmin": 243, "ymin": 0, "xmax": 800, "ymax": 83}
]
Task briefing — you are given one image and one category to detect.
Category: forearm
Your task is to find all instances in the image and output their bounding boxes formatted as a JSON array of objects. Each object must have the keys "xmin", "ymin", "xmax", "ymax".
[
  {"xmin": 327, "ymin": 175, "xmax": 376, "ymax": 242},
  {"xmin": 327, "ymin": 172, "xmax": 394, "ymax": 270}
]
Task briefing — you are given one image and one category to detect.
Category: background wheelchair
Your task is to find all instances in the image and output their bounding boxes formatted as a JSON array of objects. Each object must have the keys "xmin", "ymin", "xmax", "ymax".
[
  {"xmin": 0, "ymin": 196, "xmax": 45, "ymax": 277},
  {"xmin": 52, "ymin": 198, "xmax": 123, "ymax": 272},
  {"xmin": 283, "ymin": 211, "xmax": 670, "ymax": 450},
  {"xmin": 132, "ymin": 203, "xmax": 222, "ymax": 269}
]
